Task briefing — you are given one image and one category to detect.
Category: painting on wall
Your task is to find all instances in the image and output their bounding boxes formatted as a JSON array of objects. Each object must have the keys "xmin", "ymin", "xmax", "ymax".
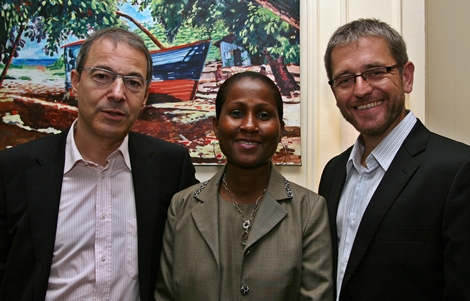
[{"xmin": 0, "ymin": 0, "xmax": 301, "ymax": 165}]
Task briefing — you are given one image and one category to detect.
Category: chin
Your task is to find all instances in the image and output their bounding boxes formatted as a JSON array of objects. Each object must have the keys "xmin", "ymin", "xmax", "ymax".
[{"xmin": 97, "ymin": 126, "xmax": 128, "ymax": 139}]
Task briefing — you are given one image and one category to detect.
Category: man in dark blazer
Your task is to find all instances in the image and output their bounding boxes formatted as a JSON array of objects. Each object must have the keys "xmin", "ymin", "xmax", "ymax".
[
  {"xmin": 319, "ymin": 18, "xmax": 470, "ymax": 301},
  {"xmin": 0, "ymin": 28, "xmax": 197, "ymax": 300}
]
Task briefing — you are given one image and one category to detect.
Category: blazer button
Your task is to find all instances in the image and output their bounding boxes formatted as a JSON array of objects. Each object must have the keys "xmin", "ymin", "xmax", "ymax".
[
  {"xmin": 245, "ymin": 250, "xmax": 251, "ymax": 257},
  {"xmin": 240, "ymin": 285, "xmax": 250, "ymax": 295}
]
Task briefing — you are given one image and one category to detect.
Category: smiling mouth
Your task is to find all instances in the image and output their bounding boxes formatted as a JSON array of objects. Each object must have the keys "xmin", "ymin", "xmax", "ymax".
[
  {"xmin": 356, "ymin": 101, "xmax": 383, "ymax": 110},
  {"xmin": 236, "ymin": 140, "xmax": 261, "ymax": 148},
  {"xmin": 239, "ymin": 140, "xmax": 259, "ymax": 145}
]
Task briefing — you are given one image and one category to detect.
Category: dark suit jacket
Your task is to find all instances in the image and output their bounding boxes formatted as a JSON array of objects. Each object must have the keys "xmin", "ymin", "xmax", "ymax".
[
  {"xmin": 0, "ymin": 128, "xmax": 198, "ymax": 301},
  {"xmin": 319, "ymin": 120, "xmax": 470, "ymax": 301}
]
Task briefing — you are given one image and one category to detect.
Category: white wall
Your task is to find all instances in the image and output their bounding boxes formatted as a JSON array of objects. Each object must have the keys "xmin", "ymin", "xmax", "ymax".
[
  {"xmin": 195, "ymin": 0, "xmax": 426, "ymax": 191},
  {"xmin": 425, "ymin": 0, "xmax": 470, "ymax": 145}
]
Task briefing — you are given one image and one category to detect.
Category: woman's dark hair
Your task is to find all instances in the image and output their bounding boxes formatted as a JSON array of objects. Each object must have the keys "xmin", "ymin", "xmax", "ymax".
[{"xmin": 215, "ymin": 71, "xmax": 283, "ymax": 122}]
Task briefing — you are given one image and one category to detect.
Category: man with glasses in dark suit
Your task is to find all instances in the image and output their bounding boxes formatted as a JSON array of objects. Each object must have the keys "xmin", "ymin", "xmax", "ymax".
[{"xmin": 319, "ymin": 18, "xmax": 470, "ymax": 301}]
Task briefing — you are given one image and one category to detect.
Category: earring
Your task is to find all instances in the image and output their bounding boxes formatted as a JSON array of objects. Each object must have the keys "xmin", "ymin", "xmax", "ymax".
[
  {"xmin": 271, "ymin": 141, "xmax": 287, "ymax": 165},
  {"xmin": 212, "ymin": 140, "xmax": 225, "ymax": 163}
]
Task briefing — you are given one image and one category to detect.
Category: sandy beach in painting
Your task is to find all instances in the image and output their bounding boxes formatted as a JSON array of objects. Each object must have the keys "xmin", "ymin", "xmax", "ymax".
[{"xmin": 0, "ymin": 62, "xmax": 301, "ymax": 165}]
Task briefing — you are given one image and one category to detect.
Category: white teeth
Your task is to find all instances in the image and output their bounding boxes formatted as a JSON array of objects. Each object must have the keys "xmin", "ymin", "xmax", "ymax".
[
  {"xmin": 240, "ymin": 141, "xmax": 258, "ymax": 145},
  {"xmin": 356, "ymin": 101, "xmax": 383, "ymax": 110}
]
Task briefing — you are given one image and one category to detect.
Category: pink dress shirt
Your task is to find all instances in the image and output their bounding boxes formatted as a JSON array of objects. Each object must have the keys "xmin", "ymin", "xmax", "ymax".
[{"xmin": 45, "ymin": 121, "xmax": 139, "ymax": 301}]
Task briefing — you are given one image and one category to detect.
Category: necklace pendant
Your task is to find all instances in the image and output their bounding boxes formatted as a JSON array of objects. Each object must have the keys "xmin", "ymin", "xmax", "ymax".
[
  {"xmin": 241, "ymin": 231, "xmax": 249, "ymax": 245},
  {"xmin": 242, "ymin": 220, "xmax": 251, "ymax": 230}
]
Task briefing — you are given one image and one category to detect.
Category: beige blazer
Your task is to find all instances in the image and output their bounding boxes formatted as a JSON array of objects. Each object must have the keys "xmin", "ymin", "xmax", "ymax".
[{"xmin": 155, "ymin": 166, "xmax": 333, "ymax": 301}]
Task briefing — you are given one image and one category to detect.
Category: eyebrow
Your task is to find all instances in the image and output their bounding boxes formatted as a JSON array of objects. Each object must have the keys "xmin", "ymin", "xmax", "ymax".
[
  {"xmin": 92, "ymin": 64, "xmax": 145, "ymax": 78},
  {"xmin": 225, "ymin": 101, "xmax": 277, "ymax": 111}
]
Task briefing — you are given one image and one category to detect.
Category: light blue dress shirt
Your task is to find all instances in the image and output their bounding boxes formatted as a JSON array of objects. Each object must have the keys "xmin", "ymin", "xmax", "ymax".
[{"xmin": 335, "ymin": 111, "xmax": 417, "ymax": 300}]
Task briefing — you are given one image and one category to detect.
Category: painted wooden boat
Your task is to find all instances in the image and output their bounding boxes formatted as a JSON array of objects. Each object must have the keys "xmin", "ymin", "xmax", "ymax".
[{"xmin": 147, "ymin": 39, "xmax": 211, "ymax": 103}]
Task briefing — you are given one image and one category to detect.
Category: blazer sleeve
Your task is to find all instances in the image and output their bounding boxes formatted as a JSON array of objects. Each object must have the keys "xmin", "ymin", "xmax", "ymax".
[
  {"xmin": 301, "ymin": 192, "xmax": 334, "ymax": 301},
  {"xmin": 442, "ymin": 155, "xmax": 470, "ymax": 300}
]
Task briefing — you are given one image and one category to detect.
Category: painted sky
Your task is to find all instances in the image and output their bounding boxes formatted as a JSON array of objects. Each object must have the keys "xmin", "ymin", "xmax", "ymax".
[{"xmin": 19, "ymin": 3, "xmax": 151, "ymax": 59}]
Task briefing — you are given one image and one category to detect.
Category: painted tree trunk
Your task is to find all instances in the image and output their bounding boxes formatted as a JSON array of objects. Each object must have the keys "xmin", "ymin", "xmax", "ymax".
[
  {"xmin": 264, "ymin": 50, "xmax": 299, "ymax": 96},
  {"xmin": 0, "ymin": 25, "xmax": 25, "ymax": 87}
]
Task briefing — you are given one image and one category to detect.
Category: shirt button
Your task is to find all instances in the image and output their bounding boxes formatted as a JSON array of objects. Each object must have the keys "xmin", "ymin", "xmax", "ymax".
[
  {"xmin": 101, "ymin": 213, "xmax": 106, "ymax": 219},
  {"xmin": 101, "ymin": 255, "xmax": 106, "ymax": 261},
  {"xmin": 240, "ymin": 285, "xmax": 249, "ymax": 295}
]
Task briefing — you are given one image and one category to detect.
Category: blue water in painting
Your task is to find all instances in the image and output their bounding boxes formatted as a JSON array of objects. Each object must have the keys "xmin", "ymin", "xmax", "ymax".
[{"xmin": 11, "ymin": 58, "xmax": 58, "ymax": 67}]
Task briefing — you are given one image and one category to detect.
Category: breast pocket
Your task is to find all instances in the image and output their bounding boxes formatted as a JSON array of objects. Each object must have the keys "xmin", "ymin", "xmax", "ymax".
[{"xmin": 126, "ymin": 218, "xmax": 139, "ymax": 279}]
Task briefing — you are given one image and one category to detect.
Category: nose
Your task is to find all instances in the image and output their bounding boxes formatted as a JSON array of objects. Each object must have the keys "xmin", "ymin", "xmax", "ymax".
[
  {"xmin": 107, "ymin": 77, "xmax": 126, "ymax": 102},
  {"xmin": 352, "ymin": 75, "xmax": 373, "ymax": 98},
  {"xmin": 240, "ymin": 114, "xmax": 258, "ymax": 133}
]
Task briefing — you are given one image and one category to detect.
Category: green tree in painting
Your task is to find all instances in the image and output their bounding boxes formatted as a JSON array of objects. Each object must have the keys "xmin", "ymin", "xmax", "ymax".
[
  {"xmin": 0, "ymin": 0, "xmax": 122, "ymax": 86},
  {"xmin": 133, "ymin": 0, "xmax": 300, "ymax": 96}
]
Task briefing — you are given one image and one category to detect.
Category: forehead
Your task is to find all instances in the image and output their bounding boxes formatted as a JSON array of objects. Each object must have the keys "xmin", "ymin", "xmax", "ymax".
[
  {"xmin": 85, "ymin": 39, "xmax": 147, "ymax": 72},
  {"xmin": 331, "ymin": 36, "xmax": 394, "ymax": 75},
  {"xmin": 224, "ymin": 78, "xmax": 277, "ymax": 106}
]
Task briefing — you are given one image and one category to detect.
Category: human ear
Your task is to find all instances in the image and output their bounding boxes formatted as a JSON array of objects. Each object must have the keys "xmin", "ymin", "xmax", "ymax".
[
  {"xmin": 71, "ymin": 69, "xmax": 80, "ymax": 96},
  {"xmin": 402, "ymin": 61, "xmax": 415, "ymax": 93}
]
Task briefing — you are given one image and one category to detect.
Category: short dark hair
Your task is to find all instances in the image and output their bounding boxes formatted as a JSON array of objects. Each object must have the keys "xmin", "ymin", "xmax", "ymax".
[
  {"xmin": 76, "ymin": 27, "xmax": 153, "ymax": 83},
  {"xmin": 215, "ymin": 71, "xmax": 283, "ymax": 122},
  {"xmin": 324, "ymin": 18, "xmax": 408, "ymax": 80}
]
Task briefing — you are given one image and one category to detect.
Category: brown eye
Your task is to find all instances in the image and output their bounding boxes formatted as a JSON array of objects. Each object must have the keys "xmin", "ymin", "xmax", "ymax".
[
  {"xmin": 336, "ymin": 76, "xmax": 354, "ymax": 86},
  {"xmin": 91, "ymin": 70, "xmax": 113, "ymax": 84},
  {"xmin": 229, "ymin": 110, "xmax": 243, "ymax": 118},
  {"xmin": 258, "ymin": 112, "xmax": 270, "ymax": 120}
]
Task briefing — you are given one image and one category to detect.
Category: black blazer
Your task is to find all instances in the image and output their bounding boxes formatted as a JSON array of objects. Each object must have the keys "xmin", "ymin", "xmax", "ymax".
[
  {"xmin": 0, "ymin": 128, "xmax": 198, "ymax": 301},
  {"xmin": 319, "ymin": 119, "xmax": 470, "ymax": 301}
]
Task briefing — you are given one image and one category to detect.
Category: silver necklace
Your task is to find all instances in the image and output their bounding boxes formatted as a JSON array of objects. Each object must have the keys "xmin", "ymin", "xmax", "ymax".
[{"xmin": 222, "ymin": 173, "xmax": 266, "ymax": 246}]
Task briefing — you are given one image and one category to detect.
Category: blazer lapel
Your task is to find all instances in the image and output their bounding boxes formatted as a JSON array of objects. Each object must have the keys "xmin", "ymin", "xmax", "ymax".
[
  {"xmin": 245, "ymin": 194, "xmax": 287, "ymax": 249},
  {"xmin": 128, "ymin": 133, "xmax": 161, "ymax": 301},
  {"xmin": 129, "ymin": 133, "xmax": 161, "ymax": 245},
  {"xmin": 341, "ymin": 120, "xmax": 428, "ymax": 291},
  {"xmin": 27, "ymin": 161, "xmax": 64, "ymax": 259},
  {"xmin": 319, "ymin": 147, "xmax": 352, "ymax": 280},
  {"xmin": 191, "ymin": 168, "xmax": 224, "ymax": 267},
  {"xmin": 327, "ymin": 152, "xmax": 350, "ymax": 239},
  {"xmin": 245, "ymin": 167, "xmax": 289, "ymax": 249},
  {"xmin": 191, "ymin": 196, "xmax": 221, "ymax": 266},
  {"xmin": 26, "ymin": 131, "xmax": 68, "ymax": 292}
]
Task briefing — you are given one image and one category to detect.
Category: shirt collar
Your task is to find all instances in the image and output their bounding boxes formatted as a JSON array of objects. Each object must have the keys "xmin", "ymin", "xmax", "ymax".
[
  {"xmin": 346, "ymin": 110, "xmax": 417, "ymax": 175},
  {"xmin": 64, "ymin": 119, "xmax": 131, "ymax": 174}
]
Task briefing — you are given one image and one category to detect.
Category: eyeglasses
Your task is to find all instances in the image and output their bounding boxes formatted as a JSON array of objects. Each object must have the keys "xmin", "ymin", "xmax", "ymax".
[
  {"xmin": 79, "ymin": 67, "xmax": 148, "ymax": 93},
  {"xmin": 328, "ymin": 63, "xmax": 401, "ymax": 90}
]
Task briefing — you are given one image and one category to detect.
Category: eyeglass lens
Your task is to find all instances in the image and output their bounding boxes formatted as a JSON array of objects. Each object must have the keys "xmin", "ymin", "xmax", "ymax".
[
  {"xmin": 330, "ymin": 64, "xmax": 399, "ymax": 89},
  {"xmin": 84, "ymin": 68, "xmax": 147, "ymax": 92}
]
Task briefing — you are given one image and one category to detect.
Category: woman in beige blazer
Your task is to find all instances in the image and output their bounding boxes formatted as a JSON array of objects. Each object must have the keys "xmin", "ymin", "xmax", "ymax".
[{"xmin": 155, "ymin": 71, "xmax": 333, "ymax": 301}]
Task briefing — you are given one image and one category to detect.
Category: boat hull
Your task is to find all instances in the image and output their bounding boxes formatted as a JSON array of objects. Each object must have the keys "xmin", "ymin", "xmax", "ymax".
[
  {"xmin": 147, "ymin": 79, "xmax": 199, "ymax": 103},
  {"xmin": 148, "ymin": 39, "xmax": 211, "ymax": 103}
]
